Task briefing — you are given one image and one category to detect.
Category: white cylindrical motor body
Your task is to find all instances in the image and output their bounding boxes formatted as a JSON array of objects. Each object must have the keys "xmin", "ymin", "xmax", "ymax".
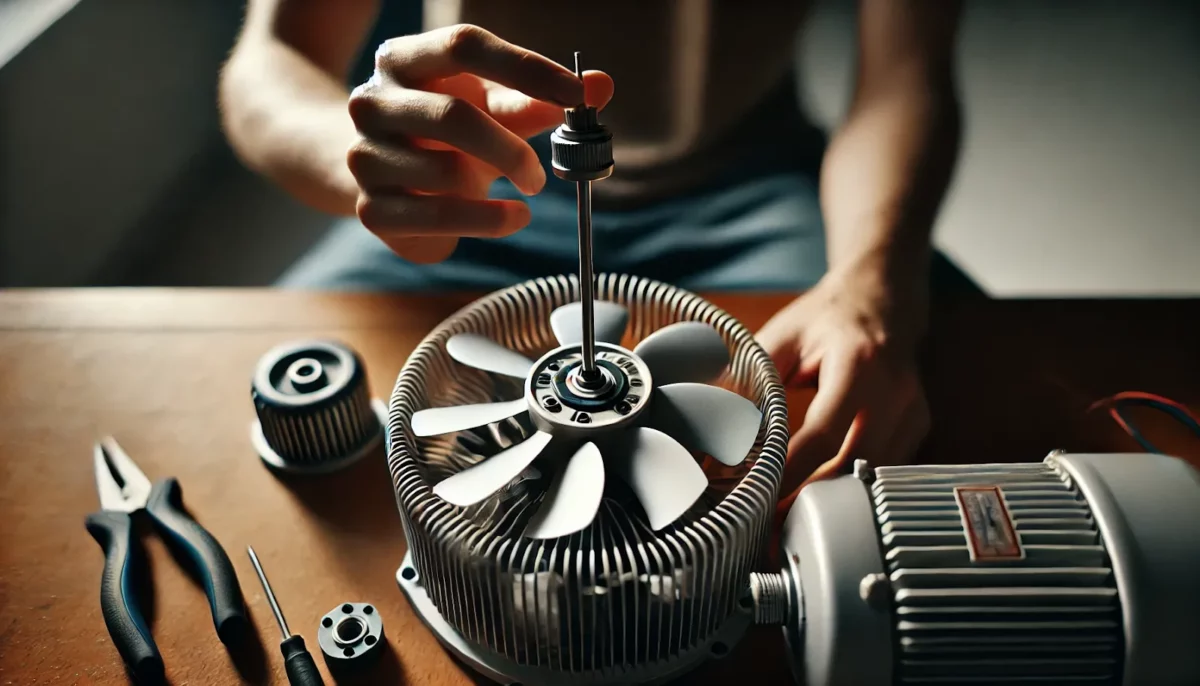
[{"xmin": 756, "ymin": 451, "xmax": 1200, "ymax": 686}]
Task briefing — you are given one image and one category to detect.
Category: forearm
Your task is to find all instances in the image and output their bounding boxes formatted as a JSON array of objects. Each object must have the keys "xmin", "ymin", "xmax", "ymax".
[
  {"xmin": 219, "ymin": 40, "xmax": 360, "ymax": 216},
  {"xmin": 819, "ymin": 75, "xmax": 962, "ymax": 297}
]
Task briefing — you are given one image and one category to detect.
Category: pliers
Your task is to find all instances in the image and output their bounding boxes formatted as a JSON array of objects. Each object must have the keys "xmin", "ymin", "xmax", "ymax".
[{"xmin": 86, "ymin": 437, "xmax": 248, "ymax": 683}]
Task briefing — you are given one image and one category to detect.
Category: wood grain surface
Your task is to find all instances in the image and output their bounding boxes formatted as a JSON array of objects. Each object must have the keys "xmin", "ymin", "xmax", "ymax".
[{"xmin": 1, "ymin": 289, "xmax": 1197, "ymax": 685}]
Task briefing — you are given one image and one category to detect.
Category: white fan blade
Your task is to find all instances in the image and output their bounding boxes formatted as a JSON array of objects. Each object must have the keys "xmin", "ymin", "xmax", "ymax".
[
  {"xmin": 549, "ymin": 301, "xmax": 629, "ymax": 347},
  {"xmin": 645, "ymin": 383, "xmax": 762, "ymax": 466},
  {"xmin": 608, "ymin": 427, "xmax": 708, "ymax": 530},
  {"xmin": 524, "ymin": 442, "xmax": 605, "ymax": 539},
  {"xmin": 633, "ymin": 322, "xmax": 728, "ymax": 386},
  {"xmin": 446, "ymin": 333, "xmax": 534, "ymax": 378},
  {"xmin": 433, "ymin": 431, "xmax": 554, "ymax": 507},
  {"xmin": 411, "ymin": 399, "xmax": 527, "ymax": 437}
]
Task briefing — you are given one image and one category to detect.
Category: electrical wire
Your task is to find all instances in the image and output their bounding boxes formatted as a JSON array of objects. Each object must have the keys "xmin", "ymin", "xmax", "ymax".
[{"xmin": 1088, "ymin": 391, "xmax": 1200, "ymax": 453}]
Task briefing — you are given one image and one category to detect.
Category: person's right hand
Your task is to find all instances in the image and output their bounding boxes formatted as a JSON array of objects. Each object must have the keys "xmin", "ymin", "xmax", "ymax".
[{"xmin": 346, "ymin": 25, "xmax": 614, "ymax": 263}]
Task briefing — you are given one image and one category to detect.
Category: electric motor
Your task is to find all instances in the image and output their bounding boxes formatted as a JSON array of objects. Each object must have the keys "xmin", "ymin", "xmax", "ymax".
[{"xmin": 752, "ymin": 451, "xmax": 1200, "ymax": 686}]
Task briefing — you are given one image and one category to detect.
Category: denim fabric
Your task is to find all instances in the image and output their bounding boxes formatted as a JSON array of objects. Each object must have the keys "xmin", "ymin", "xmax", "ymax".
[{"xmin": 281, "ymin": 111, "xmax": 839, "ymax": 294}]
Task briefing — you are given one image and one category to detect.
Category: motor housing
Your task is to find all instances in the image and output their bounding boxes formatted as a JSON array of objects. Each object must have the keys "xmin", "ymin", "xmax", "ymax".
[{"xmin": 752, "ymin": 451, "xmax": 1200, "ymax": 686}]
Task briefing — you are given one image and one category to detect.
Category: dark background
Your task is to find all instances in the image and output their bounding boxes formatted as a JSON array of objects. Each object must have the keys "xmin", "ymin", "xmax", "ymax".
[{"xmin": 1, "ymin": 0, "xmax": 1197, "ymax": 295}]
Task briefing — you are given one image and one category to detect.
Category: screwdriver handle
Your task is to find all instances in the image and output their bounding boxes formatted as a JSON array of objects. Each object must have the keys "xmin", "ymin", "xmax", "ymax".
[
  {"xmin": 145, "ymin": 478, "xmax": 249, "ymax": 645},
  {"xmin": 85, "ymin": 510, "xmax": 165, "ymax": 684},
  {"xmin": 281, "ymin": 635, "xmax": 325, "ymax": 685}
]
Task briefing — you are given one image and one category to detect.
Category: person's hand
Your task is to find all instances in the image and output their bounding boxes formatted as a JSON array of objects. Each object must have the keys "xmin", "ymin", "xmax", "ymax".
[
  {"xmin": 346, "ymin": 25, "xmax": 614, "ymax": 263},
  {"xmin": 756, "ymin": 267, "xmax": 931, "ymax": 516}
]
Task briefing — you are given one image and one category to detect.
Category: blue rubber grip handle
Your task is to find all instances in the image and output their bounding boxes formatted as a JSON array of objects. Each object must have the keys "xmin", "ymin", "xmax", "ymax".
[
  {"xmin": 145, "ymin": 478, "xmax": 249, "ymax": 645},
  {"xmin": 85, "ymin": 511, "xmax": 165, "ymax": 684}
]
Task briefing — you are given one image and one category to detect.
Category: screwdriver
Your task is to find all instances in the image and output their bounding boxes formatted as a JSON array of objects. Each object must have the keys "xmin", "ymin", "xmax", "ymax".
[{"xmin": 247, "ymin": 546, "xmax": 325, "ymax": 686}]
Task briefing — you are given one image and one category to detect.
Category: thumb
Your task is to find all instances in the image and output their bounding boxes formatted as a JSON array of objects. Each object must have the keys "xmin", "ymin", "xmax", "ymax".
[{"xmin": 486, "ymin": 70, "xmax": 615, "ymax": 139}]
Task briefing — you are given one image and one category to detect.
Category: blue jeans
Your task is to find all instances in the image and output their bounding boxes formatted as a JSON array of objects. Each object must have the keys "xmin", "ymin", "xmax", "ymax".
[
  {"xmin": 279, "ymin": 127, "xmax": 832, "ymax": 292},
  {"xmin": 279, "ymin": 174, "xmax": 828, "ymax": 292},
  {"xmin": 278, "ymin": 134, "xmax": 981, "ymax": 295}
]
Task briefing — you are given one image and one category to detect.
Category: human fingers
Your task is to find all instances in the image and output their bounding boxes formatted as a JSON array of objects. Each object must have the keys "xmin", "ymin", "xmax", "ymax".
[
  {"xmin": 348, "ymin": 85, "xmax": 545, "ymax": 194},
  {"xmin": 839, "ymin": 374, "xmax": 920, "ymax": 467},
  {"xmin": 779, "ymin": 373, "xmax": 929, "ymax": 513},
  {"xmin": 382, "ymin": 236, "xmax": 460, "ymax": 265},
  {"xmin": 375, "ymin": 25, "xmax": 582, "ymax": 106},
  {"xmin": 483, "ymin": 70, "xmax": 614, "ymax": 140},
  {"xmin": 347, "ymin": 139, "xmax": 493, "ymax": 197},
  {"xmin": 356, "ymin": 192, "xmax": 531, "ymax": 239},
  {"xmin": 779, "ymin": 347, "xmax": 873, "ymax": 497}
]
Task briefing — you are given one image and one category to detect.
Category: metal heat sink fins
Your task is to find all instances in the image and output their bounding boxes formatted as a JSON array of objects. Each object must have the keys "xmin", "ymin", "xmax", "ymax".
[{"xmin": 250, "ymin": 339, "xmax": 386, "ymax": 474}]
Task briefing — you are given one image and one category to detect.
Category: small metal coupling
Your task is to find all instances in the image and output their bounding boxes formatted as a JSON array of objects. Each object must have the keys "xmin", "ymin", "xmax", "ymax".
[
  {"xmin": 748, "ymin": 572, "xmax": 789, "ymax": 625},
  {"xmin": 549, "ymin": 52, "xmax": 613, "ymax": 182}
]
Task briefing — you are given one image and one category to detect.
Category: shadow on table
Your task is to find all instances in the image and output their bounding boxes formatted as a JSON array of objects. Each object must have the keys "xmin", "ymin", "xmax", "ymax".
[
  {"xmin": 267, "ymin": 442, "xmax": 398, "ymax": 531},
  {"xmin": 225, "ymin": 609, "xmax": 270, "ymax": 685},
  {"xmin": 326, "ymin": 636, "xmax": 408, "ymax": 685}
]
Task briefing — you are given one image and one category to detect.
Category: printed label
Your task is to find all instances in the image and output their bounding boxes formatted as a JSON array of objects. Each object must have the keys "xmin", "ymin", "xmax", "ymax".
[{"xmin": 954, "ymin": 486, "xmax": 1024, "ymax": 561}]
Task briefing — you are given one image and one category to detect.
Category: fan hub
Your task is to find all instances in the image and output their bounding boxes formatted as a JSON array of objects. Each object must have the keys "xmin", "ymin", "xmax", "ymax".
[
  {"xmin": 562, "ymin": 362, "xmax": 620, "ymax": 401},
  {"xmin": 527, "ymin": 343, "xmax": 652, "ymax": 435}
]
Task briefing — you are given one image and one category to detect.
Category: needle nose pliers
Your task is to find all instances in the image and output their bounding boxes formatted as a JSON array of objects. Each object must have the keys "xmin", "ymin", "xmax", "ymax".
[{"xmin": 86, "ymin": 436, "xmax": 248, "ymax": 683}]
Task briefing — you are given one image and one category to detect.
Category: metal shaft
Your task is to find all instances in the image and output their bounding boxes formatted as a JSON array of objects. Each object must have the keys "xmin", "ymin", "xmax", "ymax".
[
  {"xmin": 577, "ymin": 179, "xmax": 597, "ymax": 375},
  {"xmin": 571, "ymin": 51, "xmax": 598, "ymax": 376},
  {"xmin": 247, "ymin": 546, "xmax": 291, "ymax": 639}
]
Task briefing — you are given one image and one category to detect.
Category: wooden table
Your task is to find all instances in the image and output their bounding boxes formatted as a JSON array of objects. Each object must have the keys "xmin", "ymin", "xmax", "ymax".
[{"xmin": 2, "ymin": 290, "xmax": 1198, "ymax": 685}]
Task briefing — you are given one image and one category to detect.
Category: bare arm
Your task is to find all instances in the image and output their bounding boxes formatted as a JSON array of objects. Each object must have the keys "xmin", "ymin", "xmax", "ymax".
[
  {"xmin": 218, "ymin": 0, "xmax": 379, "ymax": 215},
  {"xmin": 759, "ymin": 1, "xmax": 963, "ymax": 500},
  {"xmin": 820, "ymin": 0, "xmax": 964, "ymax": 336}
]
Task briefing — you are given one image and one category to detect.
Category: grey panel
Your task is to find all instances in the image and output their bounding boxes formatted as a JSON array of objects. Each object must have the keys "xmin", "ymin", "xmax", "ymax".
[
  {"xmin": 779, "ymin": 474, "xmax": 892, "ymax": 686},
  {"xmin": 1054, "ymin": 452, "xmax": 1200, "ymax": 686}
]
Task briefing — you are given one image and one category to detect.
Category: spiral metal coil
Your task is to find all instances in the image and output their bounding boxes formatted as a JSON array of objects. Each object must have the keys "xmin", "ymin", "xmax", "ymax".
[{"xmin": 388, "ymin": 274, "xmax": 789, "ymax": 684}]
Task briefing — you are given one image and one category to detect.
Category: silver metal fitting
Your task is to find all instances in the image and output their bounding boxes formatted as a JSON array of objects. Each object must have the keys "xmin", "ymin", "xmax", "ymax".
[
  {"xmin": 748, "ymin": 572, "xmax": 789, "ymax": 625},
  {"xmin": 853, "ymin": 458, "xmax": 875, "ymax": 483},
  {"xmin": 858, "ymin": 572, "xmax": 892, "ymax": 610}
]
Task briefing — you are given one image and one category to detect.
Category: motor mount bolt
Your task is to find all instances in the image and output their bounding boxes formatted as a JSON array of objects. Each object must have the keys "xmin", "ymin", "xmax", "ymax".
[
  {"xmin": 853, "ymin": 459, "xmax": 875, "ymax": 483},
  {"xmin": 859, "ymin": 572, "xmax": 891, "ymax": 610}
]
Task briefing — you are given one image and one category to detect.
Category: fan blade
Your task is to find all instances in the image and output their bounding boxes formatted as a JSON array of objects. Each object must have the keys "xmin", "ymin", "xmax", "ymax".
[
  {"xmin": 411, "ymin": 399, "xmax": 527, "ymax": 437},
  {"xmin": 524, "ymin": 442, "xmax": 605, "ymax": 539},
  {"xmin": 645, "ymin": 383, "xmax": 762, "ymax": 466},
  {"xmin": 433, "ymin": 431, "xmax": 555, "ymax": 506},
  {"xmin": 607, "ymin": 427, "xmax": 708, "ymax": 530},
  {"xmin": 549, "ymin": 301, "xmax": 629, "ymax": 347},
  {"xmin": 633, "ymin": 322, "xmax": 729, "ymax": 386},
  {"xmin": 446, "ymin": 333, "xmax": 534, "ymax": 379}
]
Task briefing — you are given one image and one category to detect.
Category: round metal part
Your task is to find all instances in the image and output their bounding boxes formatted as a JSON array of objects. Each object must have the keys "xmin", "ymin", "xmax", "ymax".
[
  {"xmin": 285, "ymin": 357, "xmax": 325, "ymax": 392},
  {"xmin": 549, "ymin": 106, "xmax": 613, "ymax": 182},
  {"xmin": 526, "ymin": 343, "xmax": 651, "ymax": 435},
  {"xmin": 317, "ymin": 602, "xmax": 385, "ymax": 671},
  {"xmin": 556, "ymin": 360, "xmax": 625, "ymax": 409},
  {"xmin": 778, "ymin": 471, "xmax": 891, "ymax": 686},
  {"xmin": 249, "ymin": 339, "xmax": 385, "ymax": 474},
  {"xmin": 565, "ymin": 365, "xmax": 615, "ymax": 397}
]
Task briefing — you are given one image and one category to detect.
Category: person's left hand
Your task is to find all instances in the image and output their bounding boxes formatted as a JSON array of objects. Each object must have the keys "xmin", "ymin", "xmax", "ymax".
[{"xmin": 756, "ymin": 266, "xmax": 931, "ymax": 517}]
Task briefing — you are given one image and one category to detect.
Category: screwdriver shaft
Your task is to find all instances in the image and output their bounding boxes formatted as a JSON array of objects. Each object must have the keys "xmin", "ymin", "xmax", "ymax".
[
  {"xmin": 247, "ymin": 546, "xmax": 291, "ymax": 639},
  {"xmin": 576, "ymin": 178, "xmax": 597, "ymax": 375}
]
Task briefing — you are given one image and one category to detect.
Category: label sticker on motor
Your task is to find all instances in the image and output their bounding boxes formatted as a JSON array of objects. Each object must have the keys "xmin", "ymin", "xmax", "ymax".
[{"xmin": 954, "ymin": 486, "xmax": 1024, "ymax": 561}]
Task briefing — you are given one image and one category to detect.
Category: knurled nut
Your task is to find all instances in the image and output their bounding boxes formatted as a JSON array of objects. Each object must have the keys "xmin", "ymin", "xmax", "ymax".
[{"xmin": 550, "ymin": 138, "xmax": 613, "ymax": 173}]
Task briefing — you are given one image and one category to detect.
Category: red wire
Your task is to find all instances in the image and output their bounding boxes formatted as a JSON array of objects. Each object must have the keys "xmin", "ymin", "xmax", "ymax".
[
  {"xmin": 1106, "ymin": 391, "xmax": 1200, "ymax": 423},
  {"xmin": 1088, "ymin": 390, "xmax": 1200, "ymax": 452}
]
